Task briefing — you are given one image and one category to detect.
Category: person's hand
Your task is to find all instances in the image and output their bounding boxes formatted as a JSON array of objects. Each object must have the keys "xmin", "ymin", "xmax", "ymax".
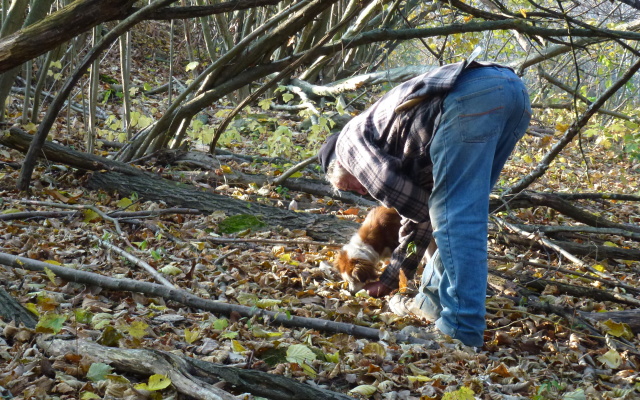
[{"xmin": 363, "ymin": 281, "xmax": 394, "ymax": 298}]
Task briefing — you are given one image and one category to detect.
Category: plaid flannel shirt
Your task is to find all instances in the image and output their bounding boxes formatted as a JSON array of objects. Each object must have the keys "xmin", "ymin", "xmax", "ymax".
[{"xmin": 335, "ymin": 60, "xmax": 504, "ymax": 289}]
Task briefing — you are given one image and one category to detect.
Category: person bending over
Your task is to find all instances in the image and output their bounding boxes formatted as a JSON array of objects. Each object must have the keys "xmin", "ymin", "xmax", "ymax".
[{"xmin": 318, "ymin": 59, "xmax": 531, "ymax": 347}]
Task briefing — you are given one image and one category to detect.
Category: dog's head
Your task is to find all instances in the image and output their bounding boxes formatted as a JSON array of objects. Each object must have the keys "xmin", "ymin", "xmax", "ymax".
[{"xmin": 334, "ymin": 250, "xmax": 379, "ymax": 292}]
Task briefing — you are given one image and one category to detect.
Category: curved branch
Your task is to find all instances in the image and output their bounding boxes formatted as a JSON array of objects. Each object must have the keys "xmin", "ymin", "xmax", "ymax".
[{"xmin": 122, "ymin": 0, "xmax": 288, "ymax": 20}]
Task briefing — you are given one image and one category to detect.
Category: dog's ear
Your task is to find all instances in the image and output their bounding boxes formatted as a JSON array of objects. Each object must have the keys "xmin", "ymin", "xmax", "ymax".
[
  {"xmin": 334, "ymin": 250, "xmax": 353, "ymax": 275},
  {"xmin": 352, "ymin": 260, "xmax": 379, "ymax": 283}
]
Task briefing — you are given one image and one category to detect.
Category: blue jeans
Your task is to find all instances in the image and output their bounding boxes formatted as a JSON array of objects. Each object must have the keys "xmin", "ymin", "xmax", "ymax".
[{"xmin": 414, "ymin": 66, "xmax": 531, "ymax": 347}]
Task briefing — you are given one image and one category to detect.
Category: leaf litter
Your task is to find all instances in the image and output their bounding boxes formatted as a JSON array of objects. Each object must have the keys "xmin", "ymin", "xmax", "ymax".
[{"xmin": 1, "ymin": 56, "xmax": 640, "ymax": 400}]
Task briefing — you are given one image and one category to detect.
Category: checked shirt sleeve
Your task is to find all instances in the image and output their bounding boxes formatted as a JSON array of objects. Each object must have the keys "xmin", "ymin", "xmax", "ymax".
[{"xmin": 379, "ymin": 218, "xmax": 433, "ymax": 289}]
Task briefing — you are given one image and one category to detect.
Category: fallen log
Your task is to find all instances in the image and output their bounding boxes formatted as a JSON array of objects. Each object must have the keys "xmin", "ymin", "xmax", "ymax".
[
  {"xmin": 87, "ymin": 171, "xmax": 356, "ymax": 242},
  {"xmin": 0, "ymin": 127, "xmax": 358, "ymax": 242},
  {"xmin": 39, "ymin": 338, "xmax": 355, "ymax": 400}
]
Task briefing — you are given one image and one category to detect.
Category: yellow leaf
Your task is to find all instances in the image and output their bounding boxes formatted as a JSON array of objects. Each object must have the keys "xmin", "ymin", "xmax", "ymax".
[
  {"xmin": 134, "ymin": 374, "xmax": 171, "ymax": 391},
  {"xmin": 82, "ymin": 209, "xmax": 101, "ymax": 223},
  {"xmin": 116, "ymin": 197, "xmax": 133, "ymax": 209},
  {"xmin": 602, "ymin": 320, "xmax": 634, "ymax": 339},
  {"xmin": 407, "ymin": 375, "xmax": 433, "ymax": 383},
  {"xmin": 286, "ymin": 344, "xmax": 316, "ymax": 365},
  {"xmin": 598, "ymin": 349, "xmax": 621, "ymax": 368},
  {"xmin": 255, "ymin": 298, "xmax": 282, "ymax": 309},
  {"xmin": 348, "ymin": 385, "xmax": 377, "ymax": 396},
  {"xmin": 520, "ymin": 9, "xmax": 527, "ymax": 18},
  {"xmin": 221, "ymin": 165, "xmax": 232, "ymax": 174},
  {"xmin": 325, "ymin": 351, "xmax": 340, "ymax": 363},
  {"xmin": 185, "ymin": 328, "xmax": 201, "ymax": 344},
  {"xmin": 363, "ymin": 342, "xmax": 386, "ymax": 358},
  {"xmin": 44, "ymin": 266, "xmax": 57, "ymax": 284},
  {"xmin": 191, "ymin": 241, "xmax": 205, "ymax": 251},
  {"xmin": 232, "ymin": 340, "xmax": 247, "ymax": 353},
  {"xmin": 522, "ymin": 154, "xmax": 533, "ymax": 163},
  {"xmin": 592, "ymin": 264, "xmax": 606, "ymax": 272},
  {"xmin": 25, "ymin": 302, "xmax": 39, "ymax": 316},
  {"xmin": 127, "ymin": 321, "xmax": 149, "ymax": 340},
  {"xmin": 442, "ymin": 386, "xmax": 475, "ymax": 400}
]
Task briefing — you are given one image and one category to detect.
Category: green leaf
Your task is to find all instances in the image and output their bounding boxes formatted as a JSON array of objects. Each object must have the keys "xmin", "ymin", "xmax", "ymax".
[
  {"xmin": 258, "ymin": 98, "xmax": 273, "ymax": 110},
  {"xmin": 98, "ymin": 325, "xmax": 124, "ymax": 347},
  {"xmin": 150, "ymin": 249, "xmax": 163, "ymax": 261},
  {"xmin": 286, "ymin": 344, "xmax": 316, "ymax": 365},
  {"xmin": 213, "ymin": 318, "xmax": 229, "ymax": 330},
  {"xmin": 282, "ymin": 93, "xmax": 294, "ymax": 103},
  {"xmin": 80, "ymin": 392, "xmax": 101, "ymax": 399},
  {"xmin": 563, "ymin": 389, "xmax": 587, "ymax": 400},
  {"xmin": 36, "ymin": 313, "xmax": 67, "ymax": 334},
  {"xmin": 219, "ymin": 214, "xmax": 266, "ymax": 234},
  {"xmin": 91, "ymin": 312, "xmax": 113, "ymax": 330},
  {"xmin": 74, "ymin": 308, "xmax": 93, "ymax": 324},
  {"xmin": 86, "ymin": 363, "xmax": 113, "ymax": 382}
]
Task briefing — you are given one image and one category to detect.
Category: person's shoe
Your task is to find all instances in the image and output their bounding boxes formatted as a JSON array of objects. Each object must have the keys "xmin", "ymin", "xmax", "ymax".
[
  {"xmin": 388, "ymin": 294, "xmax": 436, "ymax": 320},
  {"xmin": 399, "ymin": 325, "xmax": 481, "ymax": 353}
]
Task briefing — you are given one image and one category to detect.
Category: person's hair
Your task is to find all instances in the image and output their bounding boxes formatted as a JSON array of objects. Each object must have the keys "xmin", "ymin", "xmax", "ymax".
[{"xmin": 325, "ymin": 157, "xmax": 349, "ymax": 193}]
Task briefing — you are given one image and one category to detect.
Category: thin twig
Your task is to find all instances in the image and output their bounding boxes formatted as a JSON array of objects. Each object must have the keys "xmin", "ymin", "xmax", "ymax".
[
  {"xmin": 270, "ymin": 155, "xmax": 318, "ymax": 186},
  {"xmin": 16, "ymin": 199, "xmax": 123, "ymax": 235},
  {"xmin": 90, "ymin": 234, "xmax": 176, "ymax": 289}
]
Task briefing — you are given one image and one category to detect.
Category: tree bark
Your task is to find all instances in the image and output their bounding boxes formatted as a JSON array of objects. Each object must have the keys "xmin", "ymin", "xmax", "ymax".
[{"xmin": 0, "ymin": 287, "xmax": 37, "ymax": 329}]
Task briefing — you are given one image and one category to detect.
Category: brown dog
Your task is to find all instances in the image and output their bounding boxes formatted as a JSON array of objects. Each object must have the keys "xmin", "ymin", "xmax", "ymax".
[{"xmin": 334, "ymin": 206, "xmax": 401, "ymax": 292}]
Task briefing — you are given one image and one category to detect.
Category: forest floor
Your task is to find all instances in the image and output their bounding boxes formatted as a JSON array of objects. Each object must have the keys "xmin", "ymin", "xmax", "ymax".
[{"xmin": 1, "ymin": 21, "xmax": 640, "ymax": 400}]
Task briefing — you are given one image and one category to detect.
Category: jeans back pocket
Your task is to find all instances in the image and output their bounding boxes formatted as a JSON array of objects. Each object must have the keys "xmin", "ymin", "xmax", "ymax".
[{"xmin": 455, "ymin": 85, "xmax": 505, "ymax": 143}]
